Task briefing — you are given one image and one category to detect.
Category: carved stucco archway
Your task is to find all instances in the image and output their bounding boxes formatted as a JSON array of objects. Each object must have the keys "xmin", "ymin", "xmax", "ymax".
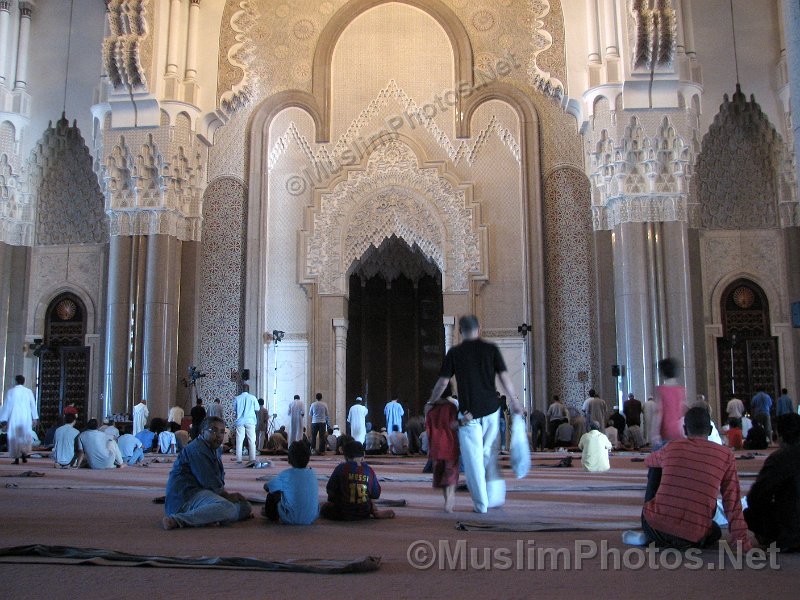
[{"xmin": 301, "ymin": 138, "xmax": 487, "ymax": 295}]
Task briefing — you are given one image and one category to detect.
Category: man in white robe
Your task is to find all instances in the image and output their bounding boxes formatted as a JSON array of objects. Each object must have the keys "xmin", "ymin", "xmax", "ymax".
[
  {"xmin": 168, "ymin": 404, "xmax": 184, "ymax": 425},
  {"xmin": 347, "ymin": 396, "xmax": 368, "ymax": 444},
  {"xmin": 384, "ymin": 398, "xmax": 404, "ymax": 438},
  {"xmin": 287, "ymin": 395, "xmax": 305, "ymax": 443},
  {"xmin": 0, "ymin": 375, "xmax": 38, "ymax": 464},
  {"xmin": 132, "ymin": 400, "xmax": 149, "ymax": 436}
]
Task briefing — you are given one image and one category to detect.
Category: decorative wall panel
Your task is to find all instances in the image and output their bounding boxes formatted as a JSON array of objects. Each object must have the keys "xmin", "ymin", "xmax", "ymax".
[
  {"xmin": 197, "ymin": 177, "xmax": 247, "ymax": 424},
  {"xmin": 543, "ymin": 167, "xmax": 597, "ymax": 409}
]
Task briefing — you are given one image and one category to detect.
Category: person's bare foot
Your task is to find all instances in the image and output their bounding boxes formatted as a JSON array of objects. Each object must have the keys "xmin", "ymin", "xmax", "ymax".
[
  {"xmin": 372, "ymin": 509, "xmax": 395, "ymax": 519},
  {"xmin": 162, "ymin": 516, "xmax": 178, "ymax": 530},
  {"xmin": 444, "ymin": 485, "xmax": 455, "ymax": 513}
]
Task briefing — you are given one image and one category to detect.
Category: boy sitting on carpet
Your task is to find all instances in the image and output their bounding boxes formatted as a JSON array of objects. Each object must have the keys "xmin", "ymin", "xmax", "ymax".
[
  {"xmin": 321, "ymin": 441, "xmax": 394, "ymax": 520},
  {"xmin": 262, "ymin": 441, "xmax": 319, "ymax": 525}
]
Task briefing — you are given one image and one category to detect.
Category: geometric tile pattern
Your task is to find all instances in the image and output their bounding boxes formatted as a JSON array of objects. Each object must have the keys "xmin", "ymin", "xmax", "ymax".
[
  {"xmin": 543, "ymin": 167, "xmax": 597, "ymax": 409},
  {"xmin": 197, "ymin": 177, "xmax": 247, "ymax": 424}
]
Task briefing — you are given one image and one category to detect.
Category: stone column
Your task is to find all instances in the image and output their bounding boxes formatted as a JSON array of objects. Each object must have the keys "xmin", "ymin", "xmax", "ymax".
[
  {"xmin": 783, "ymin": 0, "xmax": 800, "ymax": 184},
  {"xmin": 673, "ymin": 0, "xmax": 686, "ymax": 56},
  {"xmin": 602, "ymin": 0, "xmax": 619, "ymax": 59},
  {"xmin": 13, "ymin": 1, "xmax": 33, "ymax": 90},
  {"xmin": 142, "ymin": 234, "xmax": 182, "ymax": 419},
  {"xmin": 184, "ymin": 0, "xmax": 201, "ymax": 81},
  {"xmin": 0, "ymin": 2, "xmax": 11, "ymax": 86},
  {"xmin": 586, "ymin": 0, "xmax": 601, "ymax": 64},
  {"xmin": 661, "ymin": 221, "xmax": 697, "ymax": 402},
  {"xmin": 165, "ymin": 0, "xmax": 182, "ymax": 77},
  {"xmin": 104, "ymin": 235, "xmax": 133, "ymax": 415},
  {"xmin": 682, "ymin": 0, "xmax": 696, "ymax": 58},
  {"xmin": 613, "ymin": 222, "xmax": 656, "ymax": 406},
  {"xmin": 443, "ymin": 315, "xmax": 455, "ymax": 353},
  {"xmin": 333, "ymin": 318, "xmax": 348, "ymax": 431},
  {"xmin": 0, "ymin": 242, "xmax": 11, "ymax": 395}
]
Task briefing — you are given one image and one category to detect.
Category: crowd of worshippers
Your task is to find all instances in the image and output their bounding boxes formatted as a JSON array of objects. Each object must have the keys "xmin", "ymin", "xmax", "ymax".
[{"xmin": 3, "ymin": 352, "xmax": 800, "ymax": 551}]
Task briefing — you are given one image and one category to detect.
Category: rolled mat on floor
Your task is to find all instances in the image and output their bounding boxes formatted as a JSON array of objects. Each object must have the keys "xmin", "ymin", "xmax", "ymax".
[
  {"xmin": 454, "ymin": 521, "xmax": 643, "ymax": 532},
  {"xmin": 0, "ymin": 545, "xmax": 381, "ymax": 574}
]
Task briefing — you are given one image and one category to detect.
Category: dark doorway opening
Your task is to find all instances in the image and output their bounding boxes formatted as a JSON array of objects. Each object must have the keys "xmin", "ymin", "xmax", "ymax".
[
  {"xmin": 716, "ymin": 279, "xmax": 779, "ymax": 414},
  {"xmin": 346, "ymin": 237, "xmax": 444, "ymax": 428},
  {"xmin": 38, "ymin": 293, "xmax": 90, "ymax": 430}
]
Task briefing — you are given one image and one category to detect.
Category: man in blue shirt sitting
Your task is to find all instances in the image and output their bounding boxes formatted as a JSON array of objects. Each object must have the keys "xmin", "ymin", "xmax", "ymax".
[{"xmin": 162, "ymin": 416, "xmax": 252, "ymax": 529}]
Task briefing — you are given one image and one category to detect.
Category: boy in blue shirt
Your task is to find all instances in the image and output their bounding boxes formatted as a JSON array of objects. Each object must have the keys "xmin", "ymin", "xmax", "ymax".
[{"xmin": 263, "ymin": 441, "xmax": 319, "ymax": 525}]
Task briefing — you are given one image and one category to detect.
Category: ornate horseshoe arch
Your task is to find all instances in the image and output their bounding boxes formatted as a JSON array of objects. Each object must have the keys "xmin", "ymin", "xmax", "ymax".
[{"xmin": 300, "ymin": 139, "xmax": 488, "ymax": 295}]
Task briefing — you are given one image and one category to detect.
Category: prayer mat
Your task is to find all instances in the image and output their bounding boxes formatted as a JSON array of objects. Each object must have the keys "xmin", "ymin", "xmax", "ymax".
[
  {"xmin": 0, "ymin": 471, "xmax": 45, "ymax": 477},
  {"xmin": 375, "ymin": 499, "xmax": 406, "ymax": 507},
  {"xmin": 455, "ymin": 520, "xmax": 643, "ymax": 533},
  {"xmin": 0, "ymin": 545, "xmax": 381, "ymax": 574},
  {"xmin": 507, "ymin": 484, "xmax": 644, "ymax": 493}
]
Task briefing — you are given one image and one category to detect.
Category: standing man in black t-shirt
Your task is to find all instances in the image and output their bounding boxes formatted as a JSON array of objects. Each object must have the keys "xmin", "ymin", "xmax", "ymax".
[{"xmin": 427, "ymin": 315, "xmax": 522, "ymax": 513}]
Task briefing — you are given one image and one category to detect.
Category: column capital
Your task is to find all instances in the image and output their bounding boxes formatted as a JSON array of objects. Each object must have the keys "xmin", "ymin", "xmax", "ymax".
[
  {"xmin": 18, "ymin": 1, "xmax": 35, "ymax": 16},
  {"xmin": 190, "ymin": 0, "xmax": 201, "ymax": 5},
  {"xmin": 332, "ymin": 317, "xmax": 349, "ymax": 331},
  {"xmin": 0, "ymin": 2, "xmax": 11, "ymax": 13}
]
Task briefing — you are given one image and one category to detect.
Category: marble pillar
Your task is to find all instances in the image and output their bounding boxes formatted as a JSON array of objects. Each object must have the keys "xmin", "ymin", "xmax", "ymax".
[
  {"xmin": 13, "ymin": 2, "xmax": 32, "ymax": 90},
  {"xmin": 104, "ymin": 235, "xmax": 133, "ymax": 415},
  {"xmin": 165, "ymin": 0, "xmax": 182, "ymax": 78},
  {"xmin": 0, "ymin": 2, "xmax": 10, "ymax": 86},
  {"xmin": 613, "ymin": 222, "xmax": 656, "ymax": 407},
  {"xmin": 661, "ymin": 221, "xmax": 697, "ymax": 402},
  {"xmin": 333, "ymin": 318, "xmax": 348, "ymax": 432},
  {"xmin": 142, "ymin": 234, "xmax": 182, "ymax": 419},
  {"xmin": 443, "ymin": 315, "xmax": 455, "ymax": 354}
]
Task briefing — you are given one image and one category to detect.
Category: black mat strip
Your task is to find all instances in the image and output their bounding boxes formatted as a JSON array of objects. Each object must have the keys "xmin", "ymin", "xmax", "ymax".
[
  {"xmin": 455, "ymin": 521, "xmax": 642, "ymax": 532},
  {"xmin": 0, "ymin": 545, "xmax": 381, "ymax": 574}
]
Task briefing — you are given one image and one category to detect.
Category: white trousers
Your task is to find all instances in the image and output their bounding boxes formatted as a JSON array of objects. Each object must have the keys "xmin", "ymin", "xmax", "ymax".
[
  {"xmin": 235, "ymin": 423, "xmax": 257, "ymax": 462},
  {"xmin": 458, "ymin": 408, "xmax": 505, "ymax": 513}
]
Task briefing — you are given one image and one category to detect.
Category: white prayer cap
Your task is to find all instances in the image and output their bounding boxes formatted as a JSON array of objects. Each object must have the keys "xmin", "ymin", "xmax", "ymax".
[{"xmin": 356, "ymin": 396, "xmax": 363, "ymax": 402}]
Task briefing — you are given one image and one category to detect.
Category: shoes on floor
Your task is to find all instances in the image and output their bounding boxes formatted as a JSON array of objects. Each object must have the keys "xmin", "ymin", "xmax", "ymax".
[{"xmin": 622, "ymin": 530, "xmax": 648, "ymax": 546}]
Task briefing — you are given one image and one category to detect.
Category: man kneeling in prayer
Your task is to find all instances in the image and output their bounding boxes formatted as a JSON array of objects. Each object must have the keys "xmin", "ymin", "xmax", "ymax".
[
  {"xmin": 641, "ymin": 407, "xmax": 751, "ymax": 550},
  {"xmin": 320, "ymin": 441, "xmax": 394, "ymax": 520},
  {"xmin": 162, "ymin": 416, "xmax": 252, "ymax": 530}
]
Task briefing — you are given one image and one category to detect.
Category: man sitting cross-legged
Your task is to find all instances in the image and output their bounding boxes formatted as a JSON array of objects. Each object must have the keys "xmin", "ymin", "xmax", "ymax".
[
  {"xmin": 640, "ymin": 407, "xmax": 751, "ymax": 550},
  {"xmin": 162, "ymin": 416, "xmax": 253, "ymax": 530},
  {"xmin": 320, "ymin": 441, "xmax": 394, "ymax": 520}
]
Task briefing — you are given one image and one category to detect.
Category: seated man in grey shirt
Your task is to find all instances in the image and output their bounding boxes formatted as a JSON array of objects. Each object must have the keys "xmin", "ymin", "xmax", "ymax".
[
  {"xmin": 75, "ymin": 418, "xmax": 124, "ymax": 469},
  {"xmin": 53, "ymin": 413, "xmax": 80, "ymax": 468}
]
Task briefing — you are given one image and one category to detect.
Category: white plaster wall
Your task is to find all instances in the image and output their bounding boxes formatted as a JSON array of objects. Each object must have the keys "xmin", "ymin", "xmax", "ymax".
[
  {"xmin": 330, "ymin": 3, "xmax": 455, "ymax": 143},
  {"xmin": 683, "ymin": 0, "xmax": 783, "ymax": 135},
  {"xmin": 264, "ymin": 338, "xmax": 309, "ymax": 431},
  {"xmin": 24, "ymin": 0, "xmax": 106, "ymax": 158}
]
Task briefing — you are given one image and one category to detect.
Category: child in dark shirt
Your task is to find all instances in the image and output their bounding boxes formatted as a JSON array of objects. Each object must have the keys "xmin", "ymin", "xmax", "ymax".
[{"xmin": 320, "ymin": 441, "xmax": 394, "ymax": 520}]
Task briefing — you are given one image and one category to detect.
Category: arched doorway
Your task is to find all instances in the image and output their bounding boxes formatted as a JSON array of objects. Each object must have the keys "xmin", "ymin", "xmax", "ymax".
[
  {"xmin": 346, "ymin": 236, "xmax": 444, "ymax": 425},
  {"xmin": 716, "ymin": 279, "xmax": 779, "ymax": 411},
  {"xmin": 38, "ymin": 293, "xmax": 90, "ymax": 429}
]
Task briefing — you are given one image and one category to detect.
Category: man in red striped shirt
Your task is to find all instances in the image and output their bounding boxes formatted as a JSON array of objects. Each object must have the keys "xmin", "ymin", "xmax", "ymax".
[{"xmin": 641, "ymin": 407, "xmax": 752, "ymax": 551}]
